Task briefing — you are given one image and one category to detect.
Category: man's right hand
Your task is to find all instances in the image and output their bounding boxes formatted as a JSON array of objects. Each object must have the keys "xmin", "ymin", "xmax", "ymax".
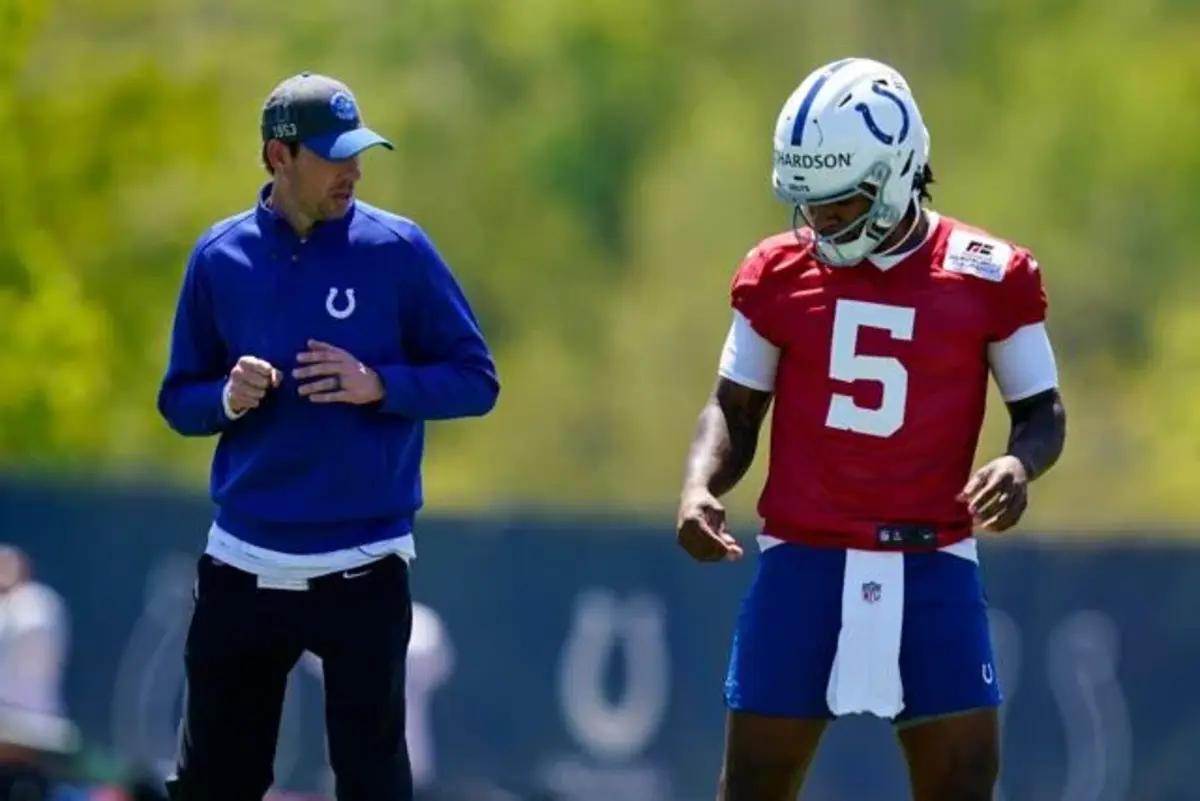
[
  {"xmin": 225, "ymin": 356, "xmax": 282, "ymax": 415},
  {"xmin": 676, "ymin": 488, "xmax": 744, "ymax": 563}
]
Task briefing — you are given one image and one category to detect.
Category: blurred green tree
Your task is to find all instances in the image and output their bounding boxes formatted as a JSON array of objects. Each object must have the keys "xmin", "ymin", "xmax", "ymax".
[{"xmin": 2, "ymin": 0, "xmax": 1197, "ymax": 525}]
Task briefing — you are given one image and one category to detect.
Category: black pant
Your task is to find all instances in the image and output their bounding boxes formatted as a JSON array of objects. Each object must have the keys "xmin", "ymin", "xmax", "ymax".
[
  {"xmin": 166, "ymin": 554, "xmax": 413, "ymax": 801},
  {"xmin": 0, "ymin": 764, "xmax": 48, "ymax": 801}
]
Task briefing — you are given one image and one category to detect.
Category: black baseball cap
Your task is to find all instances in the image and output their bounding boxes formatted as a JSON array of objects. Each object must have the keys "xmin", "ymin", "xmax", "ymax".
[{"xmin": 261, "ymin": 72, "xmax": 393, "ymax": 160}]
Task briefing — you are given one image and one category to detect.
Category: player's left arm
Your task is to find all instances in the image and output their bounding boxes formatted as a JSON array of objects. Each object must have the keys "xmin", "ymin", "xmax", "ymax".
[
  {"xmin": 963, "ymin": 386, "xmax": 1066, "ymax": 532},
  {"xmin": 1004, "ymin": 387, "xmax": 1066, "ymax": 483},
  {"xmin": 962, "ymin": 250, "xmax": 1068, "ymax": 533}
]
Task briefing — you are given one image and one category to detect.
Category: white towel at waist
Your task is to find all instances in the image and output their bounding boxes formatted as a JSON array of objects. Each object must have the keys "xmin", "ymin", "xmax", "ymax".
[{"xmin": 825, "ymin": 549, "xmax": 906, "ymax": 718}]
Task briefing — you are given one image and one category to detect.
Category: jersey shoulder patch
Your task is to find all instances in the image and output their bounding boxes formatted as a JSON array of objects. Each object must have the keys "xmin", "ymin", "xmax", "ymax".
[{"xmin": 942, "ymin": 228, "xmax": 1014, "ymax": 283}]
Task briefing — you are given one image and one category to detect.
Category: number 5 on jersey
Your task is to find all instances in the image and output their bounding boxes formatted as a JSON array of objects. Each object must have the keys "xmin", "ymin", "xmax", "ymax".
[{"xmin": 825, "ymin": 299, "xmax": 915, "ymax": 438}]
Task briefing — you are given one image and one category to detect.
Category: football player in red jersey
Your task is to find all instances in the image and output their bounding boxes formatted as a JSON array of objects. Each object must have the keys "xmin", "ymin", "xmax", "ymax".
[{"xmin": 676, "ymin": 57, "xmax": 1066, "ymax": 801}]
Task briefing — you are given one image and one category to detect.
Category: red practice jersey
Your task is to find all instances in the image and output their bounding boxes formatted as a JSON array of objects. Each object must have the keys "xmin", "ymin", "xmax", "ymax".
[{"xmin": 731, "ymin": 214, "xmax": 1047, "ymax": 550}]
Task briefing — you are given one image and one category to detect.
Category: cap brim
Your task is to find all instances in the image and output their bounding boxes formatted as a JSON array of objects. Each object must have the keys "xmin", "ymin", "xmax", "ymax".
[{"xmin": 304, "ymin": 127, "xmax": 394, "ymax": 160}]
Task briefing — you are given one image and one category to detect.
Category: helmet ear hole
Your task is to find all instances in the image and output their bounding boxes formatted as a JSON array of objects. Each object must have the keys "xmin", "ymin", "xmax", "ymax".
[{"xmin": 900, "ymin": 151, "xmax": 914, "ymax": 178}]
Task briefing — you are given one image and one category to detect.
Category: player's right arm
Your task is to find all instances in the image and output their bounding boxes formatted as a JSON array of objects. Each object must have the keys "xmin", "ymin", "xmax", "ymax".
[
  {"xmin": 676, "ymin": 378, "xmax": 773, "ymax": 562},
  {"xmin": 676, "ymin": 306, "xmax": 777, "ymax": 562}
]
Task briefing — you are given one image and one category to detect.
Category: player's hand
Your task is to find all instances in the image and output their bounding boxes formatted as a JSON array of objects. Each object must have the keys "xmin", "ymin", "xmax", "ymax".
[
  {"xmin": 959, "ymin": 455, "xmax": 1029, "ymax": 533},
  {"xmin": 676, "ymin": 488, "xmax": 744, "ymax": 563},
  {"xmin": 293, "ymin": 339, "xmax": 384, "ymax": 405},
  {"xmin": 226, "ymin": 356, "xmax": 282, "ymax": 414}
]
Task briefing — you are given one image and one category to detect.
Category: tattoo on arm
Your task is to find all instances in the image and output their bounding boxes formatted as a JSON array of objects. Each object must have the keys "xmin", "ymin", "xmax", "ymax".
[
  {"xmin": 1005, "ymin": 388, "xmax": 1066, "ymax": 481},
  {"xmin": 682, "ymin": 379, "xmax": 773, "ymax": 498}
]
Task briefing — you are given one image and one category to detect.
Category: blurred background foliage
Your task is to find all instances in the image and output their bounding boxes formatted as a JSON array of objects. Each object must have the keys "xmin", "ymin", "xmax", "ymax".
[{"xmin": 2, "ymin": 0, "xmax": 1198, "ymax": 526}]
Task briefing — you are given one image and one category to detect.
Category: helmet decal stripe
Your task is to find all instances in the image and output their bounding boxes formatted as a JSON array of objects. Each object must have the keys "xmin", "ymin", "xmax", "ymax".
[
  {"xmin": 790, "ymin": 58, "xmax": 855, "ymax": 146},
  {"xmin": 854, "ymin": 84, "xmax": 910, "ymax": 145}
]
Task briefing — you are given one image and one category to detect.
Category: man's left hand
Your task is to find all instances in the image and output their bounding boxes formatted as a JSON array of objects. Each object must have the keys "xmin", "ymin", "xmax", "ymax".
[
  {"xmin": 958, "ymin": 455, "xmax": 1029, "ymax": 532},
  {"xmin": 294, "ymin": 339, "xmax": 384, "ymax": 405}
]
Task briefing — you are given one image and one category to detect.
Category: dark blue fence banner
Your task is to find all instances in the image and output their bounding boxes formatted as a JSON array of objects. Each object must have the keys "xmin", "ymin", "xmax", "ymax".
[{"xmin": 1, "ymin": 480, "xmax": 1197, "ymax": 800}]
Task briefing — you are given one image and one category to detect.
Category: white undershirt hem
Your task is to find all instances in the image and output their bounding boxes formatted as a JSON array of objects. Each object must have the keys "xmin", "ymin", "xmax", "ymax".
[{"xmin": 205, "ymin": 523, "xmax": 416, "ymax": 581}]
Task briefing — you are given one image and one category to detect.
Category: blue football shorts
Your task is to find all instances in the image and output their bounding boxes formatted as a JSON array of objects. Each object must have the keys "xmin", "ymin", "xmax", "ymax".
[{"xmin": 724, "ymin": 538, "xmax": 1002, "ymax": 723}]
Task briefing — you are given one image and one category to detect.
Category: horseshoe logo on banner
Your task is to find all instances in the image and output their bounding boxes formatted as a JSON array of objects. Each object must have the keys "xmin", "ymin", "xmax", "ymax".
[
  {"xmin": 1047, "ymin": 611, "xmax": 1131, "ymax": 801},
  {"xmin": 558, "ymin": 590, "xmax": 670, "ymax": 761}
]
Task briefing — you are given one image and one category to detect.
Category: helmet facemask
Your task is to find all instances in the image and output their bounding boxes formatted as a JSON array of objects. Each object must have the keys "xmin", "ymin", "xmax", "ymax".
[{"xmin": 788, "ymin": 161, "xmax": 908, "ymax": 267}]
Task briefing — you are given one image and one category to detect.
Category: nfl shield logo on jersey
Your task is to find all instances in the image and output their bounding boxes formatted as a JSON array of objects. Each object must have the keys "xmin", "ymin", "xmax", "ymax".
[{"xmin": 861, "ymin": 581, "xmax": 882, "ymax": 604}]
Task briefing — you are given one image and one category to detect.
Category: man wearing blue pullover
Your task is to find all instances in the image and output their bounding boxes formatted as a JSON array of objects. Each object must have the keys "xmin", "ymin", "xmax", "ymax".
[{"xmin": 157, "ymin": 72, "xmax": 499, "ymax": 801}]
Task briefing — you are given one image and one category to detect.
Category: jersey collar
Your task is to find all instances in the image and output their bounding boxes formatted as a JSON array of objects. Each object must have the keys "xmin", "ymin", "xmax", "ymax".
[{"xmin": 867, "ymin": 211, "xmax": 941, "ymax": 272}]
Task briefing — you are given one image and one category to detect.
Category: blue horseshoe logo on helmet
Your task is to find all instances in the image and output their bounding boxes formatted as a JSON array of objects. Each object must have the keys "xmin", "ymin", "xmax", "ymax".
[{"xmin": 854, "ymin": 84, "xmax": 910, "ymax": 146}]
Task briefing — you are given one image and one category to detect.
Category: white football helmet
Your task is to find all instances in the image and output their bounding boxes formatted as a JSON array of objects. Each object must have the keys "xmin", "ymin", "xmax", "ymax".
[{"xmin": 772, "ymin": 57, "xmax": 930, "ymax": 266}]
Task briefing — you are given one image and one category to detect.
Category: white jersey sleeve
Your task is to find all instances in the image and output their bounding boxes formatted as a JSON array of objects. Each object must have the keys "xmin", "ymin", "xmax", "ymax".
[
  {"xmin": 988, "ymin": 322, "xmax": 1059, "ymax": 401},
  {"xmin": 718, "ymin": 310, "xmax": 780, "ymax": 392}
]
